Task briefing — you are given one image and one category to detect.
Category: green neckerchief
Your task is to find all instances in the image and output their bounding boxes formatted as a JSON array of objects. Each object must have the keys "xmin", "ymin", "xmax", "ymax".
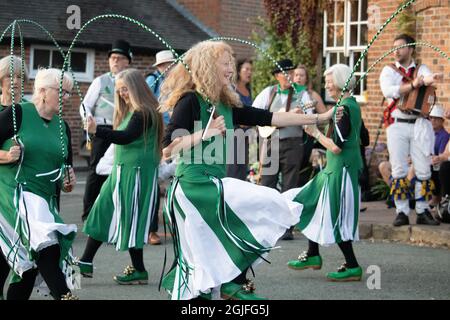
[{"xmin": 276, "ymin": 83, "xmax": 306, "ymax": 95}]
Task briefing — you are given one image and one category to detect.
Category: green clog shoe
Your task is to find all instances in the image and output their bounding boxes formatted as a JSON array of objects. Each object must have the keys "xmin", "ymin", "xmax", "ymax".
[
  {"xmin": 113, "ymin": 265, "xmax": 148, "ymax": 285},
  {"xmin": 221, "ymin": 280, "xmax": 267, "ymax": 300},
  {"xmin": 77, "ymin": 260, "xmax": 93, "ymax": 278},
  {"xmin": 287, "ymin": 252, "xmax": 322, "ymax": 270},
  {"xmin": 326, "ymin": 264, "xmax": 362, "ymax": 282}
]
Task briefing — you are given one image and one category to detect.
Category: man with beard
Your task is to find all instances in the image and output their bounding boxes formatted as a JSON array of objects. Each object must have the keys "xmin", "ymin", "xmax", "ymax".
[{"xmin": 379, "ymin": 34, "xmax": 442, "ymax": 226}]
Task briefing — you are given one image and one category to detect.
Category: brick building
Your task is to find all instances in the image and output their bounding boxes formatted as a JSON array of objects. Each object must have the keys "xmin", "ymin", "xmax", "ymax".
[
  {"xmin": 178, "ymin": 0, "xmax": 450, "ymax": 182},
  {"xmin": 1, "ymin": 0, "xmax": 448, "ymax": 181},
  {"xmin": 364, "ymin": 0, "xmax": 450, "ymax": 174},
  {"xmin": 173, "ymin": 0, "xmax": 266, "ymax": 58},
  {"xmin": 0, "ymin": 0, "xmax": 211, "ymax": 156}
]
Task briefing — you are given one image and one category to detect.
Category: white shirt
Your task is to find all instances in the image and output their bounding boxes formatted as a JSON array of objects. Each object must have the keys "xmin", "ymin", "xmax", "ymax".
[
  {"xmin": 96, "ymin": 144, "xmax": 177, "ymax": 182},
  {"xmin": 79, "ymin": 73, "xmax": 115, "ymax": 125},
  {"xmin": 253, "ymin": 85, "xmax": 312, "ymax": 111},
  {"xmin": 379, "ymin": 61, "xmax": 432, "ymax": 119}
]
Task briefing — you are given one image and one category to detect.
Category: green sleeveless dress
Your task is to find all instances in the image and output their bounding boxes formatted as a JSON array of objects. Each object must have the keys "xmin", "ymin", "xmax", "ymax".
[
  {"xmin": 83, "ymin": 111, "xmax": 160, "ymax": 251},
  {"xmin": 0, "ymin": 102, "xmax": 76, "ymax": 280},
  {"xmin": 284, "ymin": 96, "xmax": 363, "ymax": 245},
  {"xmin": 162, "ymin": 93, "xmax": 302, "ymax": 300}
]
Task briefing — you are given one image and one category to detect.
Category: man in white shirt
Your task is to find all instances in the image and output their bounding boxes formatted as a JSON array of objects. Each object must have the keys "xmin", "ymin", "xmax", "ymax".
[
  {"xmin": 379, "ymin": 34, "xmax": 442, "ymax": 226},
  {"xmin": 79, "ymin": 39, "xmax": 131, "ymax": 221},
  {"xmin": 253, "ymin": 59, "xmax": 313, "ymax": 240}
]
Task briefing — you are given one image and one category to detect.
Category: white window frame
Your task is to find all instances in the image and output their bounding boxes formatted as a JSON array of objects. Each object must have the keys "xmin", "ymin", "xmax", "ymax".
[
  {"xmin": 29, "ymin": 44, "xmax": 95, "ymax": 83},
  {"xmin": 323, "ymin": 0, "xmax": 368, "ymax": 103}
]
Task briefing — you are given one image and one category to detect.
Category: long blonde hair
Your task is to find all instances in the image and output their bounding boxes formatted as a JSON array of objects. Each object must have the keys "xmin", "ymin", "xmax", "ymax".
[
  {"xmin": 160, "ymin": 41, "xmax": 242, "ymax": 111},
  {"xmin": 113, "ymin": 68, "xmax": 163, "ymax": 153}
]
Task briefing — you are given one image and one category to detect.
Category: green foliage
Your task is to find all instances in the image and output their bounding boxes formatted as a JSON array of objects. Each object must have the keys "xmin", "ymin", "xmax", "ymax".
[
  {"xmin": 396, "ymin": 7, "xmax": 417, "ymax": 36},
  {"xmin": 250, "ymin": 17, "xmax": 314, "ymax": 98},
  {"xmin": 370, "ymin": 178, "xmax": 390, "ymax": 201}
]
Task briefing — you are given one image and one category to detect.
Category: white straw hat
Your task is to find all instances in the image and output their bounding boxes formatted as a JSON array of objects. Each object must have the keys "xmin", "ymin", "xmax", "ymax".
[
  {"xmin": 429, "ymin": 104, "xmax": 445, "ymax": 119},
  {"xmin": 152, "ymin": 50, "xmax": 176, "ymax": 67}
]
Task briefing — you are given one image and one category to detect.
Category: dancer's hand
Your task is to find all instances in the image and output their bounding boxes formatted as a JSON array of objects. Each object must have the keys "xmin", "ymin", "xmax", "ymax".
[
  {"xmin": 204, "ymin": 115, "xmax": 226, "ymax": 140},
  {"xmin": 85, "ymin": 116, "xmax": 97, "ymax": 134},
  {"xmin": 7, "ymin": 145, "xmax": 21, "ymax": 163},
  {"xmin": 304, "ymin": 125, "xmax": 319, "ymax": 137},
  {"xmin": 162, "ymin": 137, "xmax": 182, "ymax": 161},
  {"xmin": 320, "ymin": 106, "xmax": 344, "ymax": 123},
  {"xmin": 62, "ymin": 167, "xmax": 76, "ymax": 193},
  {"xmin": 423, "ymin": 73, "xmax": 443, "ymax": 86},
  {"xmin": 412, "ymin": 75, "xmax": 424, "ymax": 88}
]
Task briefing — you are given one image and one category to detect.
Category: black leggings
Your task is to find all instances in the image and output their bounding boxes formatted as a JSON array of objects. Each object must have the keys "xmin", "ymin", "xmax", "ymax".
[
  {"xmin": 7, "ymin": 244, "xmax": 70, "ymax": 300},
  {"xmin": 81, "ymin": 237, "xmax": 146, "ymax": 272},
  {"xmin": 307, "ymin": 239, "xmax": 359, "ymax": 269}
]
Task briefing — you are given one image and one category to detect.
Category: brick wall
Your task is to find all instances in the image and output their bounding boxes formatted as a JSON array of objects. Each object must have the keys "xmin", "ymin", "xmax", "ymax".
[
  {"xmin": 176, "ymin": 0, "xmax": 265, "ymax": 59},
  {"xmin": 1, "ymin": 45, "xmax": 155, "ymax": 156},
  {"xmin": 365, "ymin": 0, "xmax": 450, "ymax": 183}
]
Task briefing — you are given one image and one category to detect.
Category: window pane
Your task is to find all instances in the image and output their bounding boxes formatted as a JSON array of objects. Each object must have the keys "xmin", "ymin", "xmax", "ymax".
[
  {"xmin": 33, "ymin": 49, "xmax": 50, "ymax": 69},
  {"xmin": 350, "ymin": 25, "xmax": 358, "ymax": 46},
  {"xmin": 351, "ymin": 0, "xmax": 359, "ymax": 21},
  {"xmin": 335, "ymin": 1, "xmax": 345, "ymax": 23},
  {"xmin": 361, "ymin": 0, "xmax": 368, "ymax": 20},
  {"xmin": 327, "ymin": 9, "xmax": 334, "ymax": 24},
  {"xmin": 336, "ymin": 26, "xmax": 344, "ymax": 47},
  {"xmin": 338, "ymin": 52, "xmax": 349, "ymax": 65},
  {"xmin": 353, "ymin": 75, "xmax": 361, "ymax": 95},
  {"xmin": 353, "ymin": 51, "xmax": 361, "ymax": 69},
  {"xmin": 52, "ymin": 50, "xmax": 65, "ymax": 70},
  {"xmin": 330, "ymin": 52, "xmax": 337, "ymax": 66},
  {"xmin": 69, "ymin": 52, "xmax": 87, "ymax": 73},
  {"xmin": 327, "ymin": 25, "xmax": 334, "ymax": 47},
  {"xmin": 360, "ymin": 24, "xmax": 368, "ymax": 45}
]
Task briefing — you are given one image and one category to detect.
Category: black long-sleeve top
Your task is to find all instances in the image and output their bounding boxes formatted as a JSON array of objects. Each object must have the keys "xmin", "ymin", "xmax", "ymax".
[
  {"xmin": 163, "ymin": 92, "xmax": 273, "ymax": 147},
  {"xmin": 0, "ymin": 105, "xmax": 73, "ymax": 165},
  {"xmin": 333, "ymin": 106, "xmax": 351, "ymax": 149},
  {"xmin": 95, "ymin": 112, "xmax": 150, "ymax": 145}
]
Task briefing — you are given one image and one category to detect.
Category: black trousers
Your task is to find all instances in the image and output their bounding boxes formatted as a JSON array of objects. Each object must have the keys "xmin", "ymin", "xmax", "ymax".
[
  {"xmin": 260, "ymin": 137, "xmax": 304, "ymax": 192},
  {"xmin": 82, "ymin": 130, "xmax": 112, "ymax": 221},
  {"xmin": 149, "ymin": 184, "xmax": 160, "ymax": 233},
  {"xmin": 432, "ymin": 167, "xmax": 441, "ymax": 196}
]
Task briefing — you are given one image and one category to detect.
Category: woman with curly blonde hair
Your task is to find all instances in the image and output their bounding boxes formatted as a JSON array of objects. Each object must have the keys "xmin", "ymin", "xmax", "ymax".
[{"xmin": 160, "ymin": 40, "xmax": 341, "ymax": 300}]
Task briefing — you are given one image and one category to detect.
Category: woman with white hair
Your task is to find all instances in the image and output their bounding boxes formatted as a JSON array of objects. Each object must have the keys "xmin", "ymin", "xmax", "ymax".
[
  {"xmin": 0, "ymin": 68, "xmax": 77, "ymax": 300},
  {"xmin": 0, "ymin": 55, "xmax": 27, "ymax": 165},
  {"xmin": 286, "ymin": 64, "xmax": 364, "ymax": 282}
]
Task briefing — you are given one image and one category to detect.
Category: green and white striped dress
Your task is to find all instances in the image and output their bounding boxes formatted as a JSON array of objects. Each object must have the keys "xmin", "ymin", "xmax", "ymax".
[
  {"xmin": 162, "ymin": 94, "xmax": 302, "ymax": 300},
  {"xmin": 0, "ymin": 102, "xmax": 76, "ymax": 281},
  {"xmin": 83, "ymin": 111, "xmax": 160, "ymax": 251},
  {"xmin": 284, "ymin": 96, "xmax": 363, "ymax": 245}
]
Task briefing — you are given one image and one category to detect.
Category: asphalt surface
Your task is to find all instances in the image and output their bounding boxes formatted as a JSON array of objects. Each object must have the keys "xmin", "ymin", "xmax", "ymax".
[{"xmin": 25, "ymin": 171, "xmax": 450, "ymax": 300}]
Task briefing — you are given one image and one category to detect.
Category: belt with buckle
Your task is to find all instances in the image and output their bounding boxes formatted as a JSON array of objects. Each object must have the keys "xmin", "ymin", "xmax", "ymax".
[{"xmin": 394, "ymin": 118, "xmax": 416, "ymax": 124}]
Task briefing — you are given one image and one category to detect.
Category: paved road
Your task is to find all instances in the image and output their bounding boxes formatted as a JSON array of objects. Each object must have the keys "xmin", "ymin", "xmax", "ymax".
[{"xmin": 28, "ymin": 172, "xmax": 450, "ymax": 300}]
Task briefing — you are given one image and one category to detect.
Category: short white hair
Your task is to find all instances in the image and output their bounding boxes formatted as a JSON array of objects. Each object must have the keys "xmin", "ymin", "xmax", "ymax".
[
  {"xmin": 0, "ymin": 55, "xmax": 27, "ymax": 82},
  {"xmin": 324, "ymin": 64, "xmax": 356, "ymax": 91},
  {"xmin": 32, "ymin": 68, "xmax": 73, "ymax": 105}
]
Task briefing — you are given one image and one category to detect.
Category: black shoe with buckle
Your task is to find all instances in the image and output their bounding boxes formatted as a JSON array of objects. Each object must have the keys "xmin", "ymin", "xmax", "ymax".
[
  {"xmin": 281, "ymin": 228, "xmax": 294, "ymax": 240},
  {"xmin": 393, "ymin": 212, "xmax": 409, "ymax": 227},
  {"xmin": 416, "ymin": 210, "xmax": 440, "ymax": 226}
]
